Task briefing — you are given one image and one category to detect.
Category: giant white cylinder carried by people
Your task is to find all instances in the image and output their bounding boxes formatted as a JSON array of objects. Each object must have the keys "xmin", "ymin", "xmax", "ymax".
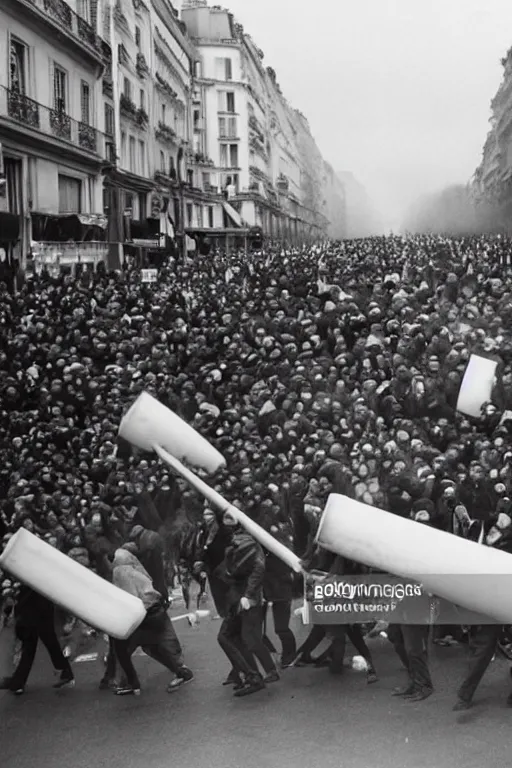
[
  {"xmin": 315, "ymin": 493, "xmax": 512, "ymax": 623},
  {"xmin": 119, "ymin": 391, "xmax": 226, "ymax": 473},
  {"xmin": 0, "ymin": 529, "xmax": 146, "ymax": 639}
]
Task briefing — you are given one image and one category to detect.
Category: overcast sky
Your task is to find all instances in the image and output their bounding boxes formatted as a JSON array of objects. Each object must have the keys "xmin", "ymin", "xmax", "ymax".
[{"xmin": 178, "ymin": 0, "xmax": 512, "ymax": 230}]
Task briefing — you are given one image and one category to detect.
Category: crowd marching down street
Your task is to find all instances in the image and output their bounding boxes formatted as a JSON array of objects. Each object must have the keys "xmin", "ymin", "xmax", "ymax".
[{"xmin": 2, "ymin": 234, "xmax": 512, "ymax": 710}]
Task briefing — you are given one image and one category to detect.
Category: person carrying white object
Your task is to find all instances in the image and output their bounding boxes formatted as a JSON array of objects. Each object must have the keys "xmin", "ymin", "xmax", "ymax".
[{"xmin": 111, "ymin": 549, "xmax": 193, "ymax": 696}]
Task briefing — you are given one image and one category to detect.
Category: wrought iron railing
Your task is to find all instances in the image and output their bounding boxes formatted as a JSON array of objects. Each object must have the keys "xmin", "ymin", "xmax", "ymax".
[
  {"xmin": 0, "ymin": 86, "xmax": 114, "ymax": 161},
  {"xmin": 26, "ymin": 0, "xmax": 102, "ymax": 54}
]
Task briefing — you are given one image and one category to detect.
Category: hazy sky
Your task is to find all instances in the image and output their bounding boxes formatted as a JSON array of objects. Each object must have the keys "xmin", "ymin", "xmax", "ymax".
[{"xmin": 178, "ymin": 0, "xmax": 512, "ymax": 230}]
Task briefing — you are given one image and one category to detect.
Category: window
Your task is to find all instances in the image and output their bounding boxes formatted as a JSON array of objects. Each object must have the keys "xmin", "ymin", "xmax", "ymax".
[
  {"xmin": 135, "ymin": 26, "xmax": 141, "ymax": 50},
  {"xmin": 53, "ymin": 65, "xmax": 67, "ymax": 113},
  {"xmin": 169, "ymin": 155, "xmax": 176, "ymax": 178},
  {"xmin": 77, "ymin": 0, "xmax": 90, "ymax": 22},
  {"xmin": 138, "ymin": 139, "xmax": 145, "ymax": 176},
  {"xmin": 221, "ymin": 172, "xmax": 239, "ymax": 191},
  {"xmin": 138, "ymin": 193, "xmax": 146, "ymax": 218},
  {"xmin": 228, "ymin": 117, "xmax": 237, "ymax": 138},
  {"xmin": 215, "ymin": 57, "xmax": 232, "ymax": 81},
  {"xmin": 197, "ymin": 205, "xmax": 203, "ymax": 227},
  {"xmin": 208, "ymin": 206, "xmax": 214, "ymax": 228},
  {"xmin": 123, "ymin": 77, "xmax": 131, "ymax": 99},
  {"xmin": 218, "ymin": 117, "xmax": 226, "ymax": 137},
  {"xmin": 129, "ymin": 136, "xmax": 136, "ymax": 172},
  {"xmin": 220, "ymin": 144, "xmax": 228, "ymax": 168},
  {"xmin": 229, "ymin": 144, "xmax": 238, "ymax": 167},
  {"xmin": 103, "ymin": 187, "xmax": 109, "ymax": 214},
  {"xmin": 121, "ymin": 131, "xmax": 127, "ymax": 164},
  {"xmin": 186, "ymin": 203, "xmax": 193, "ymax": 226},
  {"xmin": 140, "ymin": 89, "xmax": 145, "ymax": 110},
  {"xmin": 124, "ymin": 192, "xmax": 133, "ymax": 214},
  {"xmin": 187, "ymin": 169, "xmax": 194, "ymax": 186},
  {"xmin": 58, "ymin": 175, "xmax": 81, "ymax": 213},
  {"xmin": 160, "ymin": 150, "xmax": 165, "ymax": 172},
  {"xmin": 9, "ymin": 38, "xmax": 27, "ymax": 94},
  {"xmin": 104, "ymin": 103, "xmax": 114, "ymax": 135},
  {"xmin": 161, "ymin": 103, "xmax": 166, "ymax": 123},
  {"xmin": 80, "ymin": 81, "xmax": 90, "ymax": 125},
  {"xmin": 193, "ymin": 109, "xmax": 200, "ymax": 128},
  {"xmin": 226, "ymin": 92, "xmax": 235, "ymax": 113},
  {"xmin": 202, "ymin": 172, "xmax": 210, "ymax": 189}
]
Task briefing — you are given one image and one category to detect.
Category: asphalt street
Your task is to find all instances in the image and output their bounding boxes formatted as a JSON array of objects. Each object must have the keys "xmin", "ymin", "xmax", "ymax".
[{"xmin": 1, "ymin": 595, "xmax": 512, "ymax": 768}]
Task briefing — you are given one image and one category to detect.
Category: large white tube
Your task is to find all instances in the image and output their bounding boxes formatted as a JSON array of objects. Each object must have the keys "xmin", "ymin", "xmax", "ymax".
[
  {"xmin": 154, "ymin": 445, "xmax": 303, "ymax": 573},
  {"xmin": 315, "ymin": 493, "xmax": 512, "ymax": 623},
  {"xmin": 457, "ymin": 354, "xmax": 497, "ymax": 418},
  {"xmin": 0, "ymin": 529, "xmax": 146, "ymax": 639},
  {"xmin": 119, "ymin": 392, "xmax": 226, "ymax": 473}
]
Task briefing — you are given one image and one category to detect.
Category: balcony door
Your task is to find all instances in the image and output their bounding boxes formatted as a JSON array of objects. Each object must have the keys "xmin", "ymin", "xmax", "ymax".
[{"xmin": 9, "ymin": 38, "xmax": 27, "ymax": 95}]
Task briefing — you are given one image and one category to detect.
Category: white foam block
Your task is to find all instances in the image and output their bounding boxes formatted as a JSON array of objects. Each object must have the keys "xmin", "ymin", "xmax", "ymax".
[
  {"xmin": 457, "ymin": 354, "xmax": 498, "ymax": 418},
  {"xmin": 315, "ymin": 493, "xmax": 512, "ymax": 624},
  {"xmin": 119, "ymin": 392, "xmax": 226, "ymax": 473},
  {"xmin": 0, "ymin": 529, "xmax": 146, "ymax": 640}
]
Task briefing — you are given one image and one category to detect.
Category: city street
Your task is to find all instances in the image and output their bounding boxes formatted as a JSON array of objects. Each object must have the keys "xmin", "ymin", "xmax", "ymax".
[{"xmin": 1, "ymin": 596, "xmax": 512, "ymax": 768}]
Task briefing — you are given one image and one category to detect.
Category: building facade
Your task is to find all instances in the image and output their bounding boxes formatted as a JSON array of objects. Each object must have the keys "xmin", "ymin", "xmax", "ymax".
[
  {"xmin": 0, "ymin": 0, "xmax": 114, "ymax": 272},
  {"xmin": 182, "ymin": 0, "xmax": 341, "ymax": 243},
  {"xmin": 473, "ymin": 45, "xmax": 512, "ymax": 207},
  {"xmin": 0, "ymin": 0, "xmax": 346, "ymax": 275}
]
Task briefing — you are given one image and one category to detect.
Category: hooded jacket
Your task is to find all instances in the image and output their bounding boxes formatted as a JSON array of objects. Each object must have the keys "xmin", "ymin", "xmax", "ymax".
[
  {"xmin": 112, "ymin": 549, "xmax": 162, "ymax": 610},
  {"xmin": 130, "ymin": 526, "xmax": 168, "ymax": 599},
  {"xmin": 216, "ymin": 527, "xmax": 266, "ymax": 609}
]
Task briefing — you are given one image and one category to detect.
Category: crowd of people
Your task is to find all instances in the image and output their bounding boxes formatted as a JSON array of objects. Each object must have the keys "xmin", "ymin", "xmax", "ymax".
[{"xmin": 2, "ymin": 234, "xmax": 512, "ymax": 706}]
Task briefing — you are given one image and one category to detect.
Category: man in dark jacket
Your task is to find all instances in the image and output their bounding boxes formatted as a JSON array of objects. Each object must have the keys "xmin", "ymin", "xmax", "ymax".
[
  {"xmin": 452, "ymin": 517, "xmax": 512, "ymax": 711},
  {"xmin": 0, "ymin": 585, "xmax": 73, "ymax": 694},
  {"xmin": 130, "ymin": 524, "xmax": 168, "ymax": 603},
  {"xmin": 262, "ymin": 549, "xmax": 296, "ymax": 667},
  {"xmin": 216, "ymin": 511, "xmax": 279, "ymax": 697},
  {"xmin": 296, "ymin": 545, "xmax": 377, "ymax": 681},
  {"xmin": 388, "ymin": 499, "xmax": 436, "ymax": 702}
]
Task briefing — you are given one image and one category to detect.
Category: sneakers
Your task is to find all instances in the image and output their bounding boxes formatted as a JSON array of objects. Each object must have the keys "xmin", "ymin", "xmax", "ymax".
[
  {"xmin": 366, "ymin": 669, "xmax": 379, "ymax": 684},
  {"xmin": 115, "ymin": 686, "xmax": 141, "ymax": 696},
  {"xmin": 53, "ymin": 672, "xmax": 75, "ymax": 690},
  {"xmin": 453, "ymin": 698, "xmax": 472, "ymax": 711},
  {"xmin": 392, "ymin": 685, "xmax": 415, "ymax": 697},
  {"xmin": 167, "ymin": 666, "xmax": 194, "ymax": 693},
  {"xmin": 1, "ymin": 679, "xmax": 25, "ymax": 695},
  {"xmin": 263, "ymin": 670, "xmax": 280, "ymax": 684},
  {"xmin": 222, "ymin": 670, "xmax": 240, "ymax": 686},
  {"xmin": 234, "ymin": 676, "xmax": 265, "ymax": 697},
  {"xmin": 406, "ymin": 688, "xmax": 433, "ymax": 702}
]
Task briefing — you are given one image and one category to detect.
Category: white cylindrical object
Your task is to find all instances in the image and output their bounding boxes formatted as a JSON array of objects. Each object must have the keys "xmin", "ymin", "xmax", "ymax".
[
  {"xmin": 154, "ymin": 445, "xmax": 303, "ymax": 573},
  {"xmin": 457, "ymin": 354, "xmax": 498, "ymax": 418},
  {"xmin": 0, "ymin": 529, "xmax": 146, "ymax": 639},
  {"xmin": 119, "ymin": 392, "xmax": 226, "ymax": 473},
  {"xmin": 315, "ymin": 493, "xmax": 512, "ymax": 623}
]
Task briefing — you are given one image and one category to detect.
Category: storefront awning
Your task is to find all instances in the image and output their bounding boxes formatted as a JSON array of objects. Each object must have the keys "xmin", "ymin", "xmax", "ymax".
[{"xmin": 222, "ymin": 201, "xmax": 243, "ymax": 228}]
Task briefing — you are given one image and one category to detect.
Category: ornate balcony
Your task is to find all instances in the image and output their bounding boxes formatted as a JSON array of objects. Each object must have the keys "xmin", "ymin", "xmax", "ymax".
[
  {"xmin": 0, "ymin": 86, "xmax": 113, "ymax": 163},
  {"xmin": 6, "ymin": 0, "xmax": 104, "ymax": 67}
]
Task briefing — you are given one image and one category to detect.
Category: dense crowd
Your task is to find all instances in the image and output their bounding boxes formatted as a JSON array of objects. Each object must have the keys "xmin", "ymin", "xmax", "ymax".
[
  {"xmin": 2, "ymin": 234, "xmax": 512, "ymax": 592},
  {"xmin": 3, "ymin": 233, "xmax": 512, "ymax": 704}
]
